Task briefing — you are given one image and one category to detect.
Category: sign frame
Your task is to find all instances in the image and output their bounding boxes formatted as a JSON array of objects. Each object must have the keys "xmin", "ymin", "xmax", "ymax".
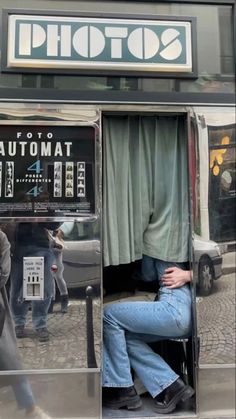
[
  {"xmin": 0, "ymin": 120, "xmax": 100, "ymax": 221},
  {"xmin": 1, "ymin": 9, "xmax": 198, "ymax": 78}
]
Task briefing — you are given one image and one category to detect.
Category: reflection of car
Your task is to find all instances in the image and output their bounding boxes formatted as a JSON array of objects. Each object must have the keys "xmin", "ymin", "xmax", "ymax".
[
  {"xmin": 194, "ymin": 235, "xmax": 223, "ymax": 296},
  {"xmin": 61, "ymin": 223, "xmax": 101, "ymax": 289}
]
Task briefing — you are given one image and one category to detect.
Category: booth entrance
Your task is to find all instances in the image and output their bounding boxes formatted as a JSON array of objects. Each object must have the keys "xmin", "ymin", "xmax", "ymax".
[{"xmin": 102, "ymin": 112, "xmax": 197, "ymax": 418}]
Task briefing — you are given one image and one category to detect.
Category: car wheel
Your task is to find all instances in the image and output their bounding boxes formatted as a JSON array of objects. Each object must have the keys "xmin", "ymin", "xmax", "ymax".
[{"xmin": 198, "ymin": 256, "xmax": 214, "ymax": 296}]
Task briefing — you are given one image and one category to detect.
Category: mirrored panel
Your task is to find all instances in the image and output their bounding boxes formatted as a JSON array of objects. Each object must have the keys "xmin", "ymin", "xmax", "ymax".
[
  {"xmin": 0, "ymin": 371, "xmax": 100, "ymax": 418},
  {"xmin": 0, "ymin": 220, "xmax": 101, "ymax": 371},
  {"xmin": 192, "ymin": 107, "xmax": 235, "ymax": 365}
]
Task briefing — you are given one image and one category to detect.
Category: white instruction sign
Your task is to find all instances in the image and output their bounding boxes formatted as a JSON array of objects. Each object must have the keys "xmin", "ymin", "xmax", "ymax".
[{"xmin": 23, "ymin": 256, "xmax": 44, "ymax": 300}]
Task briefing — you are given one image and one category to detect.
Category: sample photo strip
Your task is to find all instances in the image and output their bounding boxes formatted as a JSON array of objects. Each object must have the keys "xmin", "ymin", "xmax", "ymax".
[
  {"xmin": 53, "ymin": 162, "xmax": 62, "ymax": 197},
  {"xmin": 5, "ymin": 161, "xmax": 14, "ymax": 198},
  {"xmin": 65, "ymin": 161, "xmax": 74, "ymax": 197},
  {"xmin": 77, "ymin": 162, "xmax": 86, "ymax": 197},
  {"xmin": 0, "ymin": 162, "xmax": 2, "ymax": 197}
]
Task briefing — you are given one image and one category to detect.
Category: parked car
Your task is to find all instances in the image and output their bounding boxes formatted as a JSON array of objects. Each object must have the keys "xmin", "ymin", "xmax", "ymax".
[
  {"xmin": 61, "ymin": 222, "xmax": 101, "ymax": 290},
  {"xmin": 194, "ymin": 234, "xmax": 223, "ymax": 296}
]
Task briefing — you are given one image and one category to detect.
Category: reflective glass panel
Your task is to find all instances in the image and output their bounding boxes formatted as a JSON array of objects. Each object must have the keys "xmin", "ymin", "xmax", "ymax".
[
  {"xmin": 0, "ymin": 220, "xmax": 101, "ymax": 371},
  {"xmin": 192, "ymin": 107, "xmax": 235, "ymax": 365}
]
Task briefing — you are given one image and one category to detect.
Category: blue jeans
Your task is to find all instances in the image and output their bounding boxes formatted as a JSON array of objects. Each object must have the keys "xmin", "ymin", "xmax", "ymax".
[
  {"xmin": 52, "ymin": 249, "xmax": 68, "ymax": 298},
  {"xmin": 102, "ymin": 256, "xmax": 192, "ymax": 397},
  {"xmin": 12, "ymin": 377, "xmax": 35, "ymax": 410},
  {"xmin": 10, "ymin": 245, "xmax": 54, "ymax": 330}
]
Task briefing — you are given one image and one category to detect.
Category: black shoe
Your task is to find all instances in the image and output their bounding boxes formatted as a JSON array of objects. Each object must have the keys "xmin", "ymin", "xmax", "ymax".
[
  {"xmin": 102, "ymin": 386, "xmax": 142, "ymax": 410},
  {"xmin": 154, "ymin": 378, "xmax": 195, "ymax": 414},
  {"xmin": 61, "ymin": 295, "xmax": 69, "ymax": 313},
  {"xmin": 36, "ymin": 327, "xmax": 50, "ymax": 342},
  {"xmin": 15, "ymin": 325, "xmax": 25, "ymax": 339}
]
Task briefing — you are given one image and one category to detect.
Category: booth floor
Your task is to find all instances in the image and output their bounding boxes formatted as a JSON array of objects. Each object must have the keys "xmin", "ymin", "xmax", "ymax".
[{"xmin": 103, "ymin": 394, "xmax": 195, "ymax": 418}]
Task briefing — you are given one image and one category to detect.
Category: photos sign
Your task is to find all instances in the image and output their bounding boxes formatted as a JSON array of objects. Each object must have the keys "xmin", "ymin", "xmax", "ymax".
[{"xmin": 5, "ymin": 13, "xmax": 195, "ymax": 75}]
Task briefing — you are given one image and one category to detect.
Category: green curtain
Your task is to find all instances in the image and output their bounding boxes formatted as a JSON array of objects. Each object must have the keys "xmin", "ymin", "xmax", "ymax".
[{"xmin": 103, "ymin": 115, "xmax": 189, "ymax": 267}]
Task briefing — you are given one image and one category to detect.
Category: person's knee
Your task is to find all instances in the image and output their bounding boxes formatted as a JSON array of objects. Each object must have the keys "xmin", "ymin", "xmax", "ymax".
[
  {"xmin": 103, "ymin": 303, "xmax": 120, "ymax": 325},
  {"xmin": 103, "ymin": 305, "xmax": 113, "ymax": 320}
]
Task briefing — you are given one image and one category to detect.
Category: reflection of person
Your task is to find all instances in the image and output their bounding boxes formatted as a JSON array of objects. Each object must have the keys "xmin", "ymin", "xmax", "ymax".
[
  {"xmin": 102, "ymin": 257, "xmax": 194, "ymax": 414},
  {"xmin": 47, "ymin": 222, "xmax": 74, "ymax": 314},
  {"xmin": 9, "ymin": 222, "xmax": 59, "ymax": 342},
  {"xmin": 0, "ymin": 229, "xmax": 51, "ymax": 418}
]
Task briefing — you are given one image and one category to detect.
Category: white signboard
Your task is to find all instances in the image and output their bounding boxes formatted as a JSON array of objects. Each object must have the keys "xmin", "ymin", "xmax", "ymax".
[
  {"xmin": 3, "ymin": 13, "xmax": 197, "ymax": 76},
  {"xmin": 23, "ymin": 256, "xmax": 44, "ymax": 300}
]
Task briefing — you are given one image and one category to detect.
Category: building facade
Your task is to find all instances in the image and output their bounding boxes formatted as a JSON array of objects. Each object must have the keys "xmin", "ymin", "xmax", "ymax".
[{"xmin": 0, "ymin": 1, "xmax": 235, "ymax": 418}]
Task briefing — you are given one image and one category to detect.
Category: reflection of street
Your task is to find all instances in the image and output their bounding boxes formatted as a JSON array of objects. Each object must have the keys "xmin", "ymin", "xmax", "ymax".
[
  {"xmin": 17, "ymin": 298, "xmax": 101, "ymax": 370},
  {"xmin": 197, "ymin": 271, "xmax": 235, "ymax": 364},
  {"xmin": 0, "ymin": 297, "xmax": 101, "ymax": 419}
]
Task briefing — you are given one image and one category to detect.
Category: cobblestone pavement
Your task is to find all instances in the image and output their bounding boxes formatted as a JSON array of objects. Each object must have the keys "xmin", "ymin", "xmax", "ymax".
[
  {"xmin": 17, "ymin": 297, "xmax": 101, "ymax": 370},
  {"xmin": 196, "ymin": 272, "xmax": 235, "ymax": 364}
]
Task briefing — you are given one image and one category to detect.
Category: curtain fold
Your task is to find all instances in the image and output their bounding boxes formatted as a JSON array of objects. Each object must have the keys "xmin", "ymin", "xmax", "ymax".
[{"xmin": 103, "ymin": 115, "xmax": 189, "ymax": 267}]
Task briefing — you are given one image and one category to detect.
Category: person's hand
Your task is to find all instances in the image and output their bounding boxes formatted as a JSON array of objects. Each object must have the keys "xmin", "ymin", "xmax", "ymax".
[
  {"xmin": 54, "ymin": 229, "xmax": 64, "ymax": 240},
  {"xmin": 161, "ymin": 267, "xmax": 192, "ymax": 289}
]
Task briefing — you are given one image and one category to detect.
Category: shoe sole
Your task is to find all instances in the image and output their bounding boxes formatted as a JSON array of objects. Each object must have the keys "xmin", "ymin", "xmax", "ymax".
[
  {"xmin": 155, "ymin": 385, "xmax": 195, "ymax": 414},
  {"xmin": 15, "ymin": 329, "xmax": 25, "ymax": 339},
  {"xmin": 38, "ymin": 336, "xmax": 49, "ymax": 342},
  {"xmin": 103, "ymin": 396, "xmax": 142, "ymax": 410},
  {"xmin": 16, "ymin": 334, "xmax": 25, "ymax": 339}
]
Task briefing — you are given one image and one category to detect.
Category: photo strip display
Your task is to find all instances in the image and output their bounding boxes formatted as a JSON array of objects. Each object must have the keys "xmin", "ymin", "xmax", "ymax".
[
  {"xmin": 5, "ymin": 161, "xmax": 14, "ymax": 198},
  {"xmin": 53, "ymin": 162, "xmax": 62, "ymax": 197},
  {"xmin": 65, "ymin": 162, "xmax": 74, "ymax": 197},
  {"xmin": 77, "ymin": 162, "xmax": 85, "ymax": 197}
]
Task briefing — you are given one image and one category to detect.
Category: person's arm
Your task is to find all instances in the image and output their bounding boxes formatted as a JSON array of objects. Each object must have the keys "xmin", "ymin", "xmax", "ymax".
[
  {"xmin": 55, "ymin": 222, "xmax": 75, "ymax": 239},
  {"xmin": 161, "ymin": 267, "xmax": 192, "ymax": 289},
  {"xmin": 0, "ymin": 231, "xmax": 11, "ymax": 289}
]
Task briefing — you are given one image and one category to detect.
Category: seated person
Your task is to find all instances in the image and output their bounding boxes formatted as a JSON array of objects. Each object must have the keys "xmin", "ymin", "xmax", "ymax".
[{"xmin": 102, "ymin": 255, "xmax": 194, "ymax": 414}]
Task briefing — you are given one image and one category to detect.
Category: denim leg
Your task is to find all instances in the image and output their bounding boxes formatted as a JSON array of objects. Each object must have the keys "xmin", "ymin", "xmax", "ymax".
[
  {"xmin": 126, "ymin": 334, "xmax": 178, "ymax": 397},
  {"xmin": 12, "ymin": 377, "xmax": 35, "ymax": 410},
  {"xmin": 10, "ymin": 259, "xmax": 31, "ymax": 327},
  {"xmin": 53, "ymin": 251, "xmax": 68, "ymax": 296},
  {"xmin": 103, "ymin": 308, "xmax": 133, "ymax": 387},
  {"xmin": 102, "ymin": 299, "xmax": 190, "ymax": 391},
  {"xmin": 31, "ymin": 247, "xmax": 54, "ymax": 330}
]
